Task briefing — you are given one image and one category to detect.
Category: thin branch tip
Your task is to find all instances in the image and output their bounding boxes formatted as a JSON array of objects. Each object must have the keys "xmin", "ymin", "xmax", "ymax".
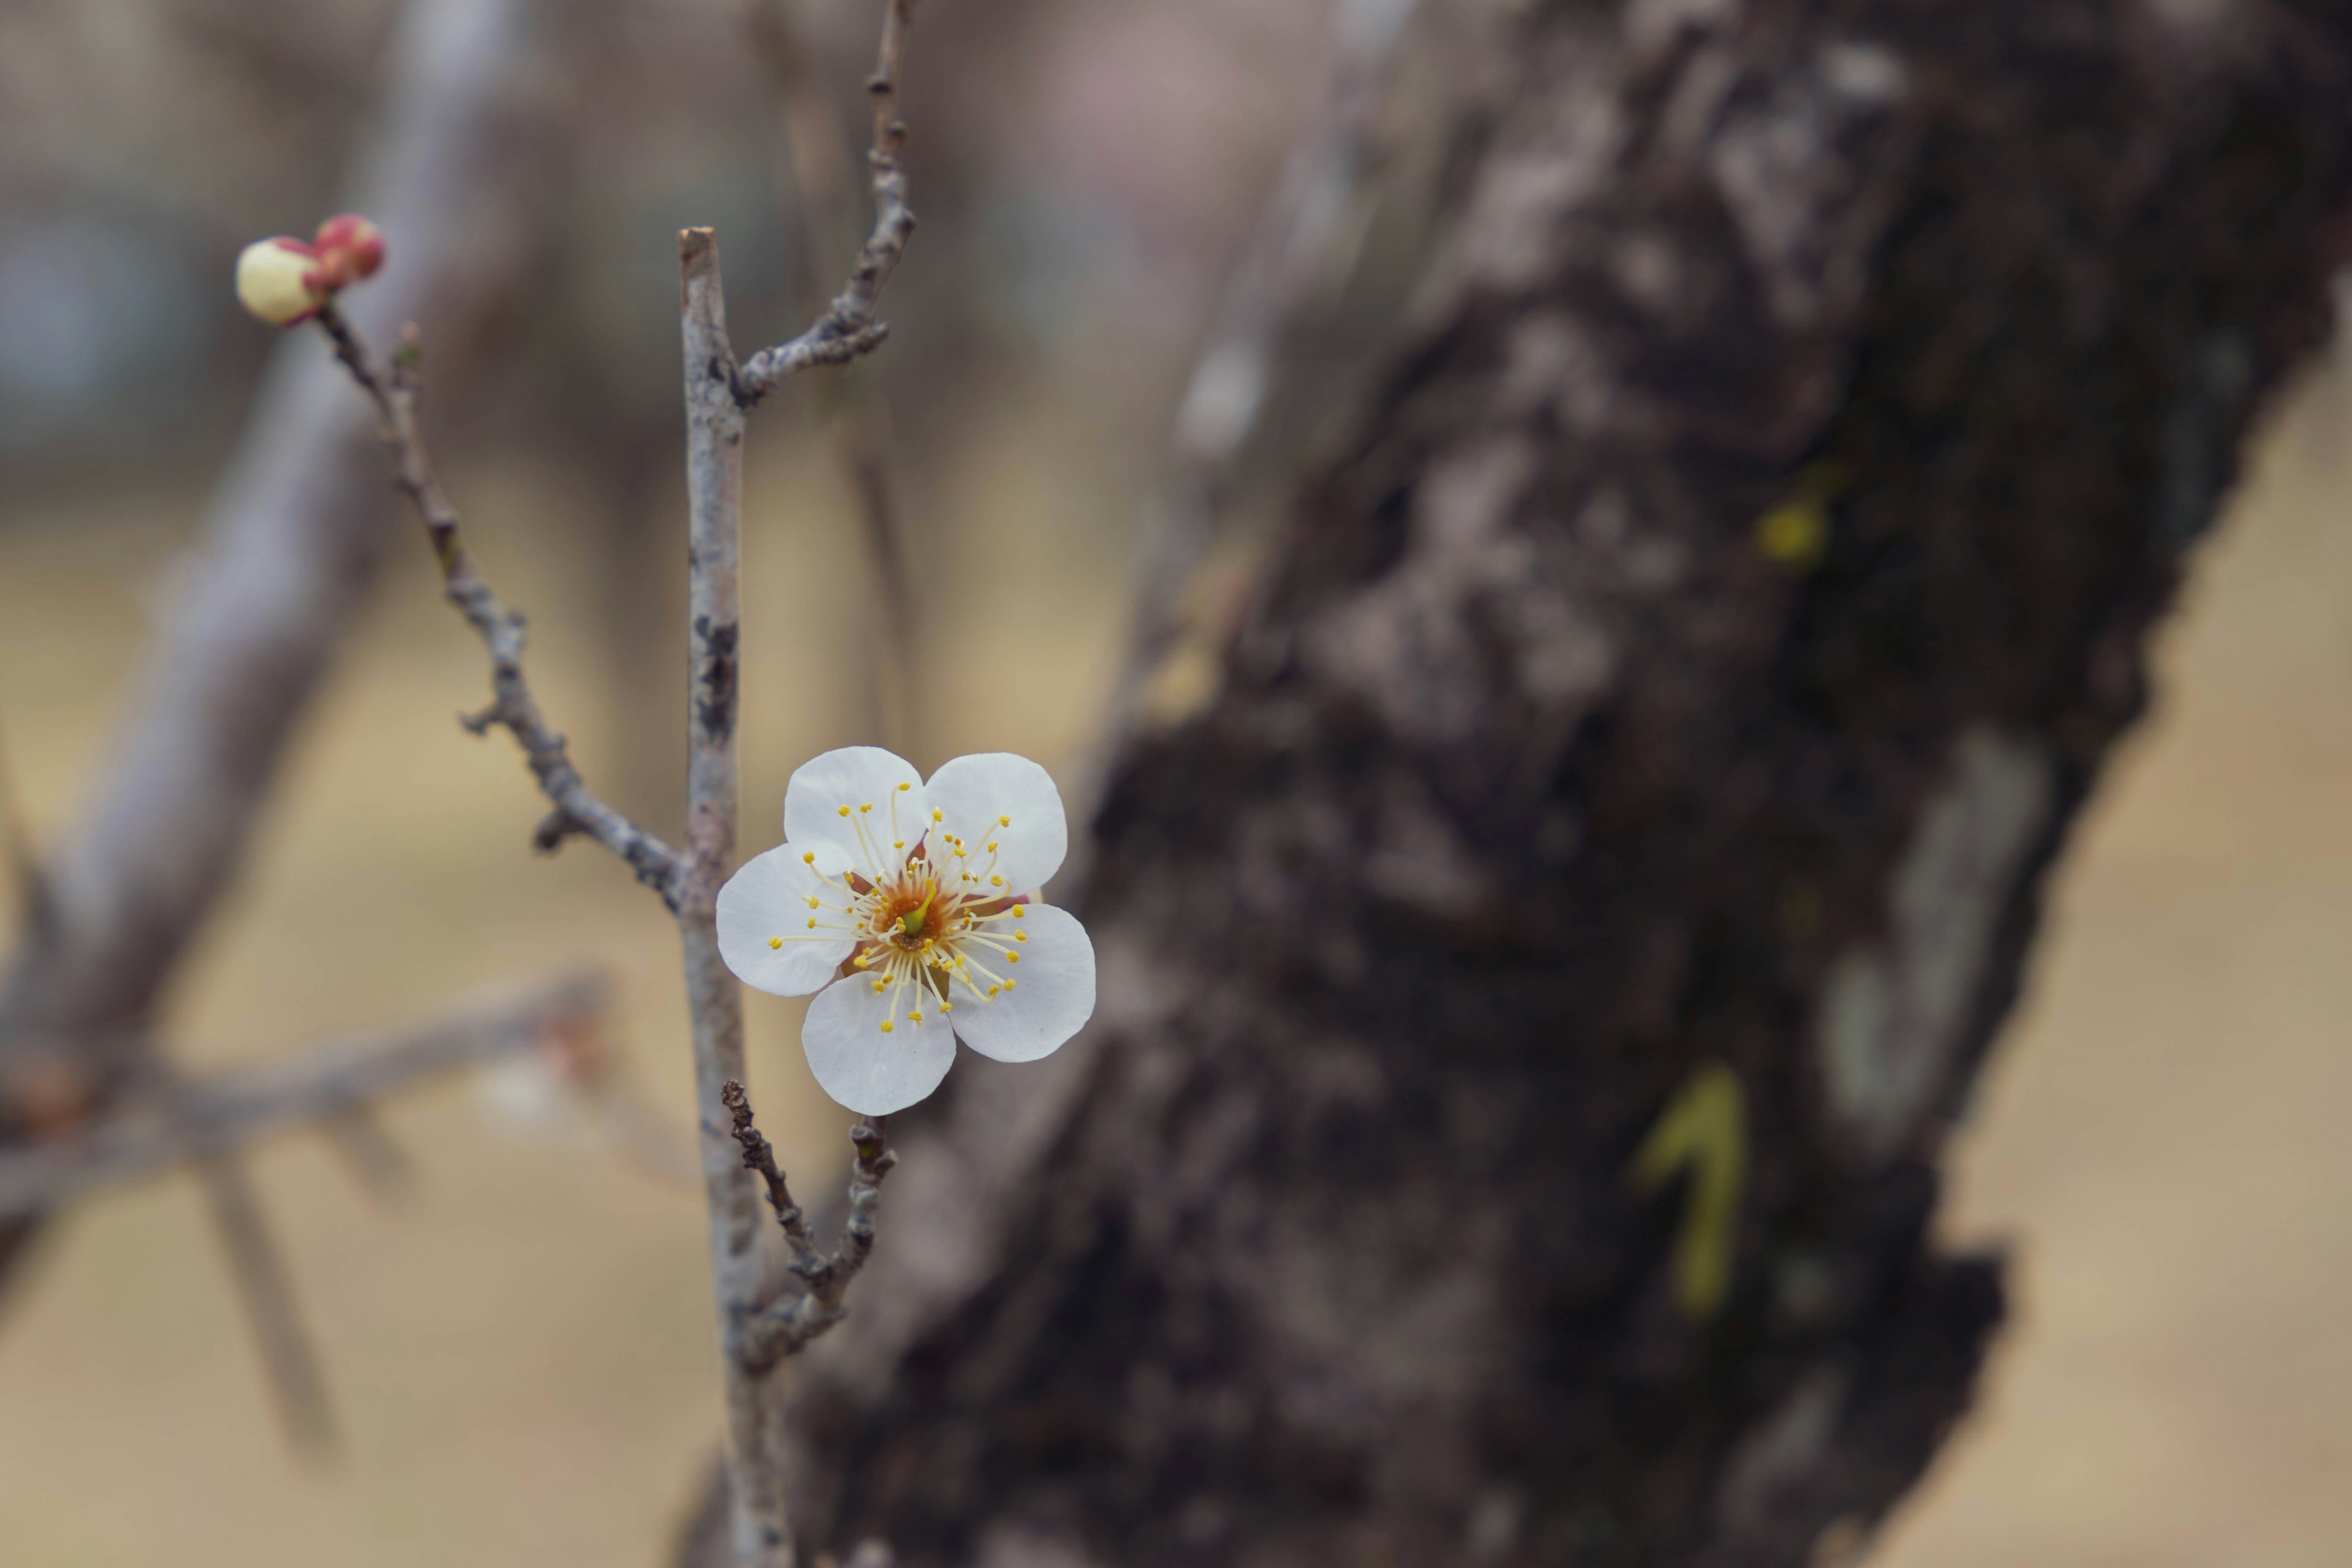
[
  {"xmin": 734, "ymin": 0, "xmax": 924, "ymax": 400},
  {"xmin": 311, "ymin": 312, "xmax": 682, "ymax": 897}
]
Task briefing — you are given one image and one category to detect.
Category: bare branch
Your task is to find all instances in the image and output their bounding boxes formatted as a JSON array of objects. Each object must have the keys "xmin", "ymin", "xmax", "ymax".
[
  {"xmin": 0, "ymin": 0, "xmax": 545, "ymax": 1140},
  {"xmin": 736, "ymin": 0, "xmax": 919, "ymax": 401},
  {"xmin": 722, "ymin": 1080, "xmax": 897, "ymax": 1370},
  {"xmin": 195, "ymin": 1152, "xmax": 341, "ymax": 1460},
  {"xmin": 316, "ymin": 1105, "xmax": 417, "ymax": 1204},
  {"xmin": 314, "ymin": 309, "xmax": 684, "ymax": 905},
  {"xmin": 722, "ymin": 1078, "xmax": 826, "ymax": 1282},
  {"xmin": 746, "ymin": 0, "xmax": 919, "ymax": 752},
  {"xmin": 837, "ymin": 415, "xmax": 919, "ymax": 749},
  {"xmin": 676, "ymin": 227, "xmax": 795, "ymax": 1568},
  {"xmin": 0, "ymin": 969, "xmax": 607, "ymax": 1218}
]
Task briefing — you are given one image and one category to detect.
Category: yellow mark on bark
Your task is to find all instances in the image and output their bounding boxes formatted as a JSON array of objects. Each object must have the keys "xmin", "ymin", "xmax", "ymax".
[
  {"xmin": 1629, "ymin": 1060, "xmax": 1748, "ymax": 1321},
  {"xmin": 1752, "ymin": 461, "xmax": 1851, "ymax": 571}
]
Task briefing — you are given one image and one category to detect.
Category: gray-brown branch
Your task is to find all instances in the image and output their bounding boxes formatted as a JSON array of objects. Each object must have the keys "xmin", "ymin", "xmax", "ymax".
[
  {"xmin": 747, "ymin": 0, "xmax": 919, "ymax": 752},
  {"xmin": 0, "ymin": 969, "xmax": 607, "ymax": 1217},
  {"xmin": 0, "ymin": 0, "xmax": 545, "ymax": 1287},
  {"xmin": 195, "ymin": 1150, "xmax": 342, "ymax": 1460},
  {"xmin": 315, "ymin": 310, "xmax": 684, "ymax": 905},
  {"xmin": 722, "ymin": 1080, "xmax": 898, "ymax": 1368},
  {"xmin": 736, "ymin": 0, "xmax": 918, "ymax": 401},
  {"xmin": 676, "ymin": 1, "xmax": 929, "ymax": 1556}
]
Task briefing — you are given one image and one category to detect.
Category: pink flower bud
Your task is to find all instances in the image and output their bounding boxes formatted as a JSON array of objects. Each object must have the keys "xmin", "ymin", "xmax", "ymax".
[
  {"xmin": 310, "ymin": 213, "xmax": 386, "ymax": 290},
  {"xmin": 234, "ymin": 236, "xmax": 325, "ymax": 326}
]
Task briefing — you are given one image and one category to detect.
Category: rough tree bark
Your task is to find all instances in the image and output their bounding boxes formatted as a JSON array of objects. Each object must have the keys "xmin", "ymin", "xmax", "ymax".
[{"xmin": 734, "ymin": 1, "xmax": 2352, "ymax": 1564}]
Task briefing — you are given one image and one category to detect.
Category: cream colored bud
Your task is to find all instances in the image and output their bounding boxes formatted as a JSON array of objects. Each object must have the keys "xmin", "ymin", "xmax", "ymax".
[{"xmin": 234, "ymin": 238, "xmax": 323, "ymax": 326}]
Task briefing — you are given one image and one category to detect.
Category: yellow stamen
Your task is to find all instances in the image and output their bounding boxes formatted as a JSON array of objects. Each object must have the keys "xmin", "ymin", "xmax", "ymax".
[
  {"xmin": 897, "ymin": 782, "xmax": 911, "ymax": 792},
  {"xmin": 880, "ymin": 1020, "xmax": 894, "ymax": 1033},
  {"xmin": 998, "ymin": 815, "xmax": 1010, "ymax": 826},
  {"xmin": 838, "ymin": 805, "xmax": 851, "ymax": 817},
  {"xmin": 802, "ymin": 851, "xmax": 816, "ymax": 864},
  {"xmin": 768, "ymin": 937, "xmax": 783, "ymax": 950}
]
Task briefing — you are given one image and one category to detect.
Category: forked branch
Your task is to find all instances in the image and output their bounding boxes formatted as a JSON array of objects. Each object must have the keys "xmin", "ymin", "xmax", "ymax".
[
  {"xmin": 722, "ymin": 1079, "xmax": 899, "ymax": 1368},
  {"xmin": 736, "ymin": 0, "xmax": 918, "ymax": 400}
]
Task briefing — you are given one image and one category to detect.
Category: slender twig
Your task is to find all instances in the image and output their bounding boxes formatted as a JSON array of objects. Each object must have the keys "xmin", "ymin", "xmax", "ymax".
[
  {"xmin": 722, "ymin": 1078, "xmax": 826, "ymax": 1281},
  {"xmin": 736, "ymin": 0, "xmax": 919, "ymax": 401},
  {"xmin": 722, "ymin": 1080, "xmax": 897, "ymax": 1369},
  {"xmin": 0, "ymin": 969, "xmax": 608, "ymax": 1216},
  {"xmin": 314, "ymin": 310, "xmax": 684, "ymax": 905},
  {"xmin": 835, "ymin": 412, "xmax": 918, "ymax": 750},
  {"xmin": 195, "ymin": 1150, "xmax": 341, "ymax": 1460},
  {"xmin": 746, "ymin": 0, "xmax": 919, "ymax": 752}
]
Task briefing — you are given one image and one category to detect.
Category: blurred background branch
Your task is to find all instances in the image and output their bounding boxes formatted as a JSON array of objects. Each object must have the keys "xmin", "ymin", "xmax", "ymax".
[
  {"xmin": 0, "ymin": 968, "xmax": 609, "ymax": 1218},
  {"xmin": 0, "ymin": 0, "xmax": 550, "ymax": 1275}
]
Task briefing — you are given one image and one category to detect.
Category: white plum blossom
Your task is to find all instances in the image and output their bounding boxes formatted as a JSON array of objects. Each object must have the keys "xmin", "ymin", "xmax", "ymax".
[{"xmin": 717, "ymin": 747, "xmax": 1096, "ymax": 1115}]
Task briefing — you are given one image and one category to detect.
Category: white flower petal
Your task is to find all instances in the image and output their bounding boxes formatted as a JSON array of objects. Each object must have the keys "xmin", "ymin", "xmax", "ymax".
[
  {"xmin": 717, "ymin": 843, "xmax": 859, "ymax": 996},
  {"xmin": 924, "ymin": 752, "xmax": 1069, "ymax": 897},
  {"xmin": 947, "ymin": 903, "xmax": 1094, "ymax": 1064},
  {"xmin": 783, "ymin": 746, "xmax": 929, "ymax": 880},
  {"xmin": 803, "ymin": 972, "xmax": 958, "ymax": 1115}
]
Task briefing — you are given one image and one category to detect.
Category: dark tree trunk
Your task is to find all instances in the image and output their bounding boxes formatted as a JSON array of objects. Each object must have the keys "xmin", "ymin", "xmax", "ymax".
[{"xmin": 730, "ymin": 2, "xmax": 2352, "ymax": 1564}]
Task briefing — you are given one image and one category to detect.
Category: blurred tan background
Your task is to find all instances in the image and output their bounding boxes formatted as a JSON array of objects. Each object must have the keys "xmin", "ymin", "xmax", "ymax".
[{"xmin": 2, "ymin": 1, "xmax": 2350, "ymax": 1564}]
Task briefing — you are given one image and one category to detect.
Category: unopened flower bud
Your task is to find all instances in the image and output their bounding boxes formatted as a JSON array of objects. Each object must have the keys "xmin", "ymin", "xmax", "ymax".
[
  {"xmin": 235, "ymin": 236, "xmax": 325, "ymax": 326},
  {"xmin": 310, "ymin": 213, "xmax": 386, "ymax": 289}
]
